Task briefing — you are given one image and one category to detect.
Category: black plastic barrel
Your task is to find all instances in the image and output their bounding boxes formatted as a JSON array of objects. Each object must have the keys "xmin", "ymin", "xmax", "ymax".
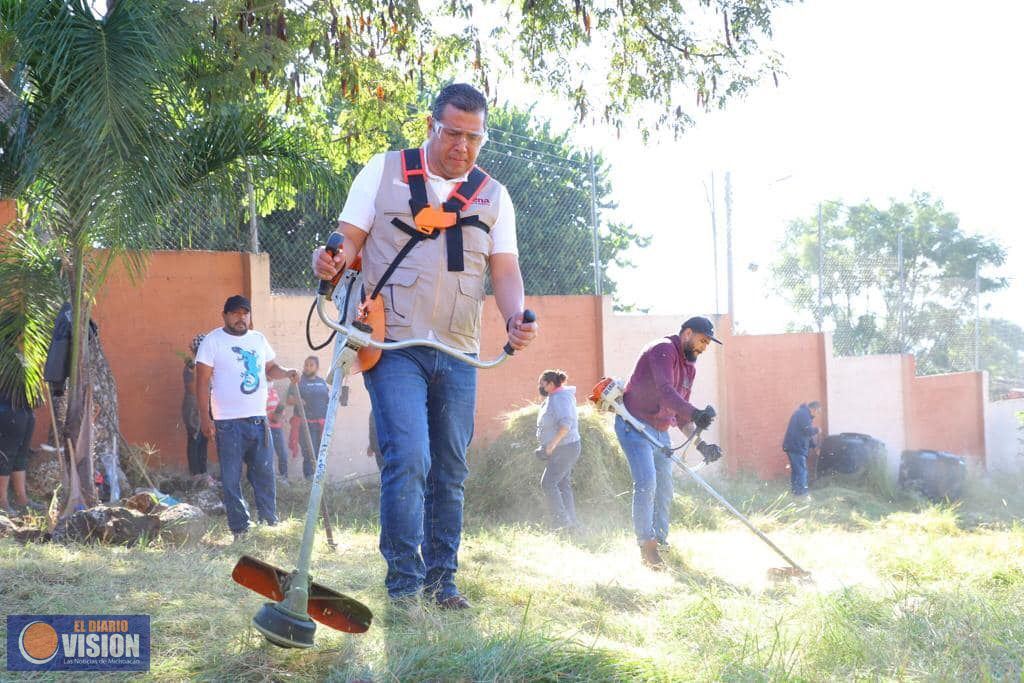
[
  {"xmin": 816, "ymin": 432, "xmax": 887, "ymax": 478},
  {"xmin": 898, "ymin": 450, "xmax": 966, "ymax": 501}
]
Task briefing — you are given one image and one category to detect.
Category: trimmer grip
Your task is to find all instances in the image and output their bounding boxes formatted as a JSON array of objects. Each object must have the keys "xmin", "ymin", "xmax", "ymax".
[
  {"xmin": 317, "ymin": 233, "xmax": 345, "ymax": 296},
  {"xmin": 503, "ymin": 309, "xmax": 537, "ymax": 355}
]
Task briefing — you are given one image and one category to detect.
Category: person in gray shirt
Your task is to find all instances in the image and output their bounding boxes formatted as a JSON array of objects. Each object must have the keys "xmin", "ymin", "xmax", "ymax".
[{"xmin": 535, "ymin": 369, "xmax": 582, "ymax": 531}]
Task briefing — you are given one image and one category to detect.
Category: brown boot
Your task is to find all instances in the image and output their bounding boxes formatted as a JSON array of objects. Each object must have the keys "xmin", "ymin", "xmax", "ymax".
[{"xmin": 640, "ymin": 539, "xmax": 665, "ymax": 569}]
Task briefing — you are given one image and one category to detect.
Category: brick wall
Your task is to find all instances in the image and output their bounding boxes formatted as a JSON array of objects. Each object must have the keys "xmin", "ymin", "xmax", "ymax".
[
  {"xmin": 824, "ymin": 339, "xmax": 907, "ymax": 475},
  {"xmin": 42, "ymin": 251, "xmax": 256, "ymax": 470},
  {"xmin": 0, "ymin": 199, "xmax": 15, "ymax": 229},
  {"xmin": 29, "ymin": 248, "xmax": 607, "ymax": 476},
  {"xmin": 985, "ymin": 396, "xmax": 1024, "ymax": 475},
  {"xmin": 905, "ymin": 360, "xmax": 986, "ymax": 462},
  {"xmin": 722, "ymin": 332, "xmax": 828, "ymax": 479},
  {"xmin": 25, "ymin": 248, "xmax": 992, "ymax": 480},
  {"xmin": 476, "ymin": 295, "xmax": 605, "ymax": 441},
  {"xmin": 601, "ymin": 305, "xmax": 725, "ymax": 452}
]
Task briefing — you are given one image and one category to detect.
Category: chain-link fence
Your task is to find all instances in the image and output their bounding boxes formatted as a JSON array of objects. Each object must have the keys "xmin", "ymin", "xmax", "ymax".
[
  {"xmin": 770, "ymin": 243, "xmax": 1023, "ymax": 399},
  {"xmin": 156, "ymin": 125, "xmax": 605, "ymax": 297}
]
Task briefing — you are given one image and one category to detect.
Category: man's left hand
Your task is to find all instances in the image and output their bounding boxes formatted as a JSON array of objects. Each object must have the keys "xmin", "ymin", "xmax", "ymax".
[
  {"xmin": 507, "ymin": 311, "xmax": 538, "ymax": 351},
  {"xmin": 696, "ymin": 441, "xmax": 723, "ymax": 464}
]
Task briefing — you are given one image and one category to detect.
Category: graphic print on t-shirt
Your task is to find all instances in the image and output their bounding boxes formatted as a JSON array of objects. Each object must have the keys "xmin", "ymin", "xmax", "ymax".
[{"xmin": 232, "ymin": 346, "xmax": 262, "ymax": 395}]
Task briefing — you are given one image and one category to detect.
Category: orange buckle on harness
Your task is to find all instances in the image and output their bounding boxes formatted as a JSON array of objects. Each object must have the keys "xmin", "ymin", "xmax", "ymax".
[{"xmin": 413, "ymin": 205, "xmax": 458, "ymax": 234}]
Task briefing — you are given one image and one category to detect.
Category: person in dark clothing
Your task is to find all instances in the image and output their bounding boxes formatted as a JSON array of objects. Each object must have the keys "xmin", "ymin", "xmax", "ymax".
[
  {"xmin": 293, "ymin": 355, "xmax": 329, "ymax": 480},
  {"xmin": 182, "ymin": 333, "xmax": 208, "ymax": 476},
  {"xmin": 0, "ymin": 387, "xmax": 44, "ymax": 516},
  {"xmin": 782, "ymin": 401, "xmax": 821, "ymax": 497}
]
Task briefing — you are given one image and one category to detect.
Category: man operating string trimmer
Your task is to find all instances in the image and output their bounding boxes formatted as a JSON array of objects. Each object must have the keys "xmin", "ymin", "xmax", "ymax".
[
  {"xmin": 615, "ymin": 316, "xmax": 723, "ymax": 569},
  {"xmin": 313, "ymin": 83, "xmax": 538, "ymax": 610},
  {"xmin": 597, "ymin": 315, "xmax": 810, "ymax": 578}
]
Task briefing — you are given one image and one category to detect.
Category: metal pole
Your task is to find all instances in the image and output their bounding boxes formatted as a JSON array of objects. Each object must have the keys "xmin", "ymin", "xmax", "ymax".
[
  {"xmin": 817, "ymin": 203, "xmax": 823, "ymax": 332},
  {"xmin": 665, "ymin": 451, "xmax": 808, "ymax": 574},
  {"xmin": 248, "ymin": 177, "xmax": 259, "ymax": 254},
  {"xmin": 974, "ymin": 260, "xmax": 981, "ymax": 371},
  {"xmin": 588, "ymin": 150, "xmax": 602, "ymax": 296},
  {"xmin": 709, "ymin": 174, "xmax": 720, "ymax": 314},
  {"xmin": 618, "ymin": 414, "xmax": 807, "ymax": 574},
  {"xmin": 725, "ymin": 171, "xmax": 734, "ymax": 322},
  {"xmin": 897, "ymin": 230, "xmax": 905, "ymax": 352}
]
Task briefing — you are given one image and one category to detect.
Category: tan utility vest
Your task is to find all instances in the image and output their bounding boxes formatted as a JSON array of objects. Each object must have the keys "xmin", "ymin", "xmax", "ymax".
[{"xmin": 360, "ymin": 149, "xmax": 504, "ymax": 353}]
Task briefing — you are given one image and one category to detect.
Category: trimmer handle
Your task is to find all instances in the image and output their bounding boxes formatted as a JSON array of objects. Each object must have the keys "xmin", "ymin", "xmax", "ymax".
[
  {"xmin": 503, "ymin": 309, "xmax": 537, "ymax": 355},
  {"xmin": 317, "ymin": 233, "xmax": 345, "ymax": 296}
]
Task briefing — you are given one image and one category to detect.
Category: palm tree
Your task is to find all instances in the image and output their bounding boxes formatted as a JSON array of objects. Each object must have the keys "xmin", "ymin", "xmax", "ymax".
[{"xmin": 1, "ymin": 0, "xmax": 345, "ymax": 511}]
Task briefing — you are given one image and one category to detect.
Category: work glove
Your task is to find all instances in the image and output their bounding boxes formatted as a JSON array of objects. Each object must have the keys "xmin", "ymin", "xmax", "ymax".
[
  {"xmin": 696, "ymin": 441, "xmax": 723, "ymax": 464},
  {"xmin": 534, "ymin": 447, "xmax": 549, "ymax": 462},
  {"xmin": 691, "ymin": 405, "xmax": 717, "ymax": 431}
]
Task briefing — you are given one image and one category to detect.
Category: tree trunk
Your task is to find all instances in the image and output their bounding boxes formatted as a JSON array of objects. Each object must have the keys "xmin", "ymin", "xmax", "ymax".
[
  {"xmin": 63, "ymin": 244, "xmax": 98, "ymax": 508},
  {"xmin": 90, "ymin": 331, "xmax": 129, "ymax": 498}
]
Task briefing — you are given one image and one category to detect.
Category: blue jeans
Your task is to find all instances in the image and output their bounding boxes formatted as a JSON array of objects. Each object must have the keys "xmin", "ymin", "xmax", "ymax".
[
  {"xmin": 786, "ymin": 449, "xmax": 809, "ymax": 495},
  {"xmin": 363, "ymin": 346, "xmax": 477, "ymax": 601},
  {"xmin": 269, "ymin": 426, "xmax": 288, "ymax": 477},
  {"xmin": 540, "ymin": 440, "xmax": 582, "ymax": 528},
  {"xmin": 215, "ymin": 417, "xmax": 277, "ymax": 534},
  {"xmin": 614, "ymin": 415, "xmax": 674, "ymax": 543}
]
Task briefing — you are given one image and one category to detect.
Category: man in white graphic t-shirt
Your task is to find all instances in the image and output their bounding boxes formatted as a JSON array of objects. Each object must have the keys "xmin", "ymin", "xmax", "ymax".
[{"xmin": 196, "ymin": 295, "xmax": 298, "ymax": 541}]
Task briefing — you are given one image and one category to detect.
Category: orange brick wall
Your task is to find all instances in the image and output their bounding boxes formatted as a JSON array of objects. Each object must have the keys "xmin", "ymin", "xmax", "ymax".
[
  {"xmin": 25, "ymin": 248, "xmax": 988, "ymax": 479},
  {"xmin": 722, "ymin": 332, "xmax": 829, "ymax": 479},
  {"xmin": 0, "ymin": 199, "xmax": 16, "ymax": 228},
  {"xmin": 30, "ymin": 248, "xmax": 607, "ymax": 475},
  {"xmin": 32, "ymin": 251, "xmax": 255, "ymax": 470},
  {"xmin": 476, "ymin": 295, "xmax": 605, "ymax": 441},
  {"xmin": 905, "ymin": 362, "xmax": 986, "ymax": 461}
]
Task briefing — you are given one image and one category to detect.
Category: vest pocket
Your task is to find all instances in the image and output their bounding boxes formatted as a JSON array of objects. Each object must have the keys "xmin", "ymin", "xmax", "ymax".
[
  {"xmin": 381, "ymin": 267, "xmax": 418, "ymax": 328},
  {"xmin": 450, "ymin": 274, "xmax": 485, "ymax": 339}
]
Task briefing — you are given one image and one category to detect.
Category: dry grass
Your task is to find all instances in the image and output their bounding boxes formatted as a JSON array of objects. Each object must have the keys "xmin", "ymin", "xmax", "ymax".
[{"xmin": 2, "ymin": 413, "xmax": 1023, "ymax": 681}]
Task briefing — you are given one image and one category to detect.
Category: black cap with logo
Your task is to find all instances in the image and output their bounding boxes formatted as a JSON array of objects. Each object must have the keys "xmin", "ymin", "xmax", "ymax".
[{"xmin": 681, "ymin": 316, "xmax": 723, "ymax": 345}]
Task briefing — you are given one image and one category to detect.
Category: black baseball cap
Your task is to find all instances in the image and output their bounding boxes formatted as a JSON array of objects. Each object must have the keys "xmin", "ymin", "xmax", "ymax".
[
  {"xmin": 681, "ymin": 316, "xmax": 723, "ymax": 345},
  {"xmin": 223, "ymin": 294, "xmax": 251, "ymax": 313}
]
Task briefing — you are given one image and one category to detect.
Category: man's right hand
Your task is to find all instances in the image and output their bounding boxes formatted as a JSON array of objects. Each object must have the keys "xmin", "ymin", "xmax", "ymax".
[
  {"xmin": 312, "ymin": 244, "xmax": 345, "ymax": 280},
  {"xmin": 201, "ymin": 416, "xmax": 215, "ymax": 439},
  {"xmin": 691, "ymin": 405, "xmax": 716, "ymax": 431}
]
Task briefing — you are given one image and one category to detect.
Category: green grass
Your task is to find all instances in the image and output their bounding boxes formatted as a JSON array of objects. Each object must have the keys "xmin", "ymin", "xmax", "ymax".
[{"xmin": 3, "ymin": 417, "xmax": 1024, "ymax": 680}]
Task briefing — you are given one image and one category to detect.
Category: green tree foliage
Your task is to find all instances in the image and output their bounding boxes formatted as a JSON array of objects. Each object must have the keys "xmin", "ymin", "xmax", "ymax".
[
  {"xmin": 481, "ymin": 107, "xmax": 649, "ymax": 297},
  {"xmin": 771, "ymin": 193, "xmax": 1021, "ymax": 383},
  {"xmin": 0, "ymin": 0, "xmax": 346, "ymax": 506},
  {"xmin": 186, "ymin": 0, "xmax": 791, "ymax": 156},
  {"xmin": 251, "ymin": 105, "xmax": 651, "ymax": 298}
]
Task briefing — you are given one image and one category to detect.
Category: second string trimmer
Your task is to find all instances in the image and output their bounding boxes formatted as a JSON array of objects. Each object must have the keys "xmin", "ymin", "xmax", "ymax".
[{"xmin": 589, "ymin": 377, "xmax": 811, "ymax": 580}]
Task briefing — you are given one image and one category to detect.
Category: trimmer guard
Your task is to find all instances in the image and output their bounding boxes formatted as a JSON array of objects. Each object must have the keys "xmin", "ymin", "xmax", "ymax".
[{"xmin": 232, "ymin": 555, "xmax": 372, "ymax": 633}]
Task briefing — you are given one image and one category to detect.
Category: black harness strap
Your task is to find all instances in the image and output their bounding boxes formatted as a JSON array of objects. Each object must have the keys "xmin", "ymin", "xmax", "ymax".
[{"xmin": 370, "ymin": 149, "xmax": 494, "ymax": 300}]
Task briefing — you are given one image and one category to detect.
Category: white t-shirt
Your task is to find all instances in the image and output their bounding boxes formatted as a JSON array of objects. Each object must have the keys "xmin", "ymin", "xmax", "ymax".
[
  {"xmin": 195, "ymin": 328, "xmax": 276, "ymax": 420},
  {"xmin": 338, "ymin": 147, "xmax": 519, "ymax": 255}
]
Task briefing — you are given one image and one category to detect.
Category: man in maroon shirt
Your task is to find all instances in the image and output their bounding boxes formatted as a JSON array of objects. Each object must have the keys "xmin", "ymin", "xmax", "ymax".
[{"xmin": 615, "ymin": 316, "xmax": 723, "ymax": 569}]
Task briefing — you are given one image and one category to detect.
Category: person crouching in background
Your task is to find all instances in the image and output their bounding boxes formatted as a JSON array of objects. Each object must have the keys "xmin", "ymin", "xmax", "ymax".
[{"xmin": 535, "ymin": 369, "xmax": 582, "ymax": 533}]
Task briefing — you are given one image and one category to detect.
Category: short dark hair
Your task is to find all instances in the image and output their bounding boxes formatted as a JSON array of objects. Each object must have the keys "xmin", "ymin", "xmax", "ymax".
[
  {"xmin": 808, "ymin": 401, "xmax": 822, "ymax": 410},
  {"xmin": 305, "ymin": 355, "xmax": 319, "ymax": 365},
  {"xmin": 431, "ymin": 83, "xmax": 488, "ymax": 123},
  {"xmin": 539, "ymin": 369, "xmax": 567, "ymax": 387}
]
